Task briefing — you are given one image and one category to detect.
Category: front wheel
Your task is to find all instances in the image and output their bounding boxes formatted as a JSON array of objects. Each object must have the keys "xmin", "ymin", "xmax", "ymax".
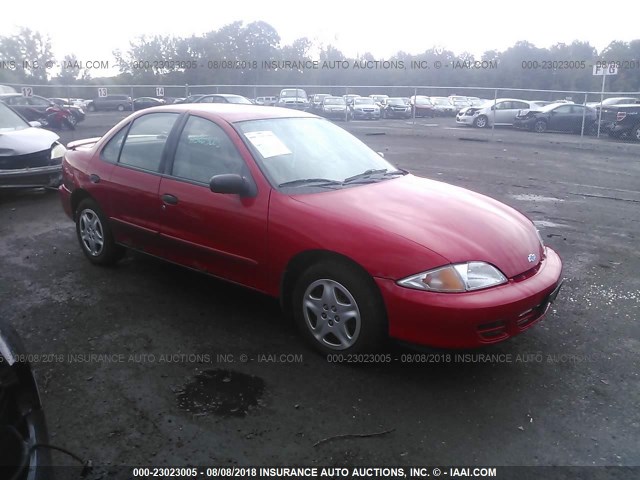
[
  {"xmin": 117, "ymin": 104, "xmax": 125, "ymax": 111},
  {"xmin": 292, "ymin": 261, "xmax": 387, "ymax": 354},
  {"xmin": 632, "ymin": 125, "xmax": 640, "ymax": 142},
  {"xmin": 534, "ymin": 120, "xmax": 547, "ymax": 133},
  {"xmin": 474, "ymin": 115, "xmax": 488, "ymax": 128},
  {"xmin": 75, "ymin": 199, "xmax": 125, "ymax": 265}
]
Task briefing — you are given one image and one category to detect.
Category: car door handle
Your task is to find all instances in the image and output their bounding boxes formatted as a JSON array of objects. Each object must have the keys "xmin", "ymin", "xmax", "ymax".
[
  {"xmin": 89, "ymin": 174, "xmax": 100, "ymax": 184},
  {"xmin": 161, "ymin": 194, "xmax": 178, "ymax": 205}
]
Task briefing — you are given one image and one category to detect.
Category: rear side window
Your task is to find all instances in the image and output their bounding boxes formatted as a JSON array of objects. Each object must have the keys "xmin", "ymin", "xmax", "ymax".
[
  {"xmin": 101, "ymin": 126, "xmax": 128, "ymax": 163},
  {"xmin": 171, "ymin": 116, "xmax": 246, "ymax": 183},
  {"xmin": 118, "ymin": 113, "xmax": 178, "ymax": 172}
]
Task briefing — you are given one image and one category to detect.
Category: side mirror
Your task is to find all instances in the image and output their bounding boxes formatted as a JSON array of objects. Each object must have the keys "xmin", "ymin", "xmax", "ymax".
[
  {"xmin": 210, "ymin": 174, "xmax": 251, "ymax": 196},
  {"xmin": 29, "ymin": 121, "xmax": 42, "ymax": 128},
  {"xmin": 377, "ymin": 152, "xmax": 385, "ymax": 158}
]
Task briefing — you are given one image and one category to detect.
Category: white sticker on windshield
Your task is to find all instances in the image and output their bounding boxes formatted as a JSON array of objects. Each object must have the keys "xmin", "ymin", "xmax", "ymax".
[{"xmin": 244, "ymin": 131, "xmax": 291, "ymax": 158}]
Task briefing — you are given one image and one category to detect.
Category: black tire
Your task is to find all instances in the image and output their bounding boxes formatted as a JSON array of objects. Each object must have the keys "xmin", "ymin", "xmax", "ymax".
[
  {"xmin": 75, "ymin": 198, "xmax": 125, "ymax": 266},
  {"xmin": 632, "ymin": 125, "xmax": 640, "ymax": 142},
  {"xmin": 117, "ymin": 104, "xmax": 125, "ymax": 112},
  {"xmin": 534, "ymin": 119, "xmax": 547, "ymax": 133},
  {"xmin": 474, "ymin": 115, "xmax": 489, "ymax": 128},
  {"xmin": 292, "ymin": 260, "xmax": 387, "ymax": 355},
  {"xmin": 87, "ymin": 103, "xmax": 95, "ymax": 112},
  {"xmin": 63, "ymin": 118, "xmax": 75, "ymax": 130}
]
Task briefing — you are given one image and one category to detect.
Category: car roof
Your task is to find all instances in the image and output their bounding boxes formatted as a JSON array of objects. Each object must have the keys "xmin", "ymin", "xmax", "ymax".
[{"xmin": 139, "ymin": 104, "xmax": 315, "ymax": 122}]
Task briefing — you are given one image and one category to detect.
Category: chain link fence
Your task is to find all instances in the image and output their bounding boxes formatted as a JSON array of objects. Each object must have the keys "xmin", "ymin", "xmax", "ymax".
[{"xmin": 3, "ymin": 83, "xmax": 639, "ymax": 140}]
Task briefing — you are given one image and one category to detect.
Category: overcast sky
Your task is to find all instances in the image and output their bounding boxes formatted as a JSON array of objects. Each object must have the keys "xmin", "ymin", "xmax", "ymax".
[{"xmin": 4, "ymin": 0, "xmax": 638, "ymax": 61}]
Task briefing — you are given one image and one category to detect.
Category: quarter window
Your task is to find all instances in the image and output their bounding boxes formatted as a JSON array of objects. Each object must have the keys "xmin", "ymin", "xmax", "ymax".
[{"xmin": 101, "ymin": 126, "xmax": 128, "ymax": 163}]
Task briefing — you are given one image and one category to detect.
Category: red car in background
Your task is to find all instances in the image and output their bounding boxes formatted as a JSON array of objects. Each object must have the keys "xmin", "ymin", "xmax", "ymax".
[{"xmin": 59, "ymin": 104, "xmax": 563, "ymax": 353}]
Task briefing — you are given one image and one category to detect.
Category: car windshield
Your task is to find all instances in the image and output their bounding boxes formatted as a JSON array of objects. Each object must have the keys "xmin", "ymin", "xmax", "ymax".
[
  {"xmin": 324, "ymin": 98, "xmax": 345, "ymax": 105},
  {"xmin": 415, "ymin": 97, "xmax": 431, "ymax": 105},
  {"xmin": 354, "ymin": 98, "xmax": 374, "ymax": 105},
  {"xmin": 226, "ymin": 96, "xmax": 252, "ymax": 104},
  {"xmin": 388, "ymin": 98, "xmax": 406, "ymax": 105},
  {"xmin": 0, "ymin": 103, "xmax": 29, "ymax": 131},
  {"xmin": 237, "ymin": 117, "xmax": 397, "ymax": 188},
  {"xmin": 432, "ymin": 98, "xmax": 449, "ymax": 105}
]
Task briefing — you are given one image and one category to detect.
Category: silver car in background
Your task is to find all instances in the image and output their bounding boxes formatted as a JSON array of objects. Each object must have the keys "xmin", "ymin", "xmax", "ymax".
[{"xmin": 456, "ymin": 98, "xmax": 538, "ymax": 128}]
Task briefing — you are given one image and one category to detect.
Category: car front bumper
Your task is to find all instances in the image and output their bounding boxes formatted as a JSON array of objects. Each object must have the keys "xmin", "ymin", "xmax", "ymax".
[
  {"xmin": 352, "ymin": 110, "xmax": 380, "ymax": 119},
  {"xmin": 375, "ymin": 247, "xmax": 563, "ymax": 349},
  {"xmin": 455, "ymin": 115, "xmax": 476, "ymax": 125},
  {"xmin": 0, "ymin": 164, "xmax": 62, "ymax": 189}
]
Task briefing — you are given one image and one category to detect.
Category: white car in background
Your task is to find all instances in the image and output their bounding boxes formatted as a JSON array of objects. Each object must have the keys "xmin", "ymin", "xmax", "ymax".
[{"xmin": 456, "ymin": 98, "xmax": 538, "ymax": 128}]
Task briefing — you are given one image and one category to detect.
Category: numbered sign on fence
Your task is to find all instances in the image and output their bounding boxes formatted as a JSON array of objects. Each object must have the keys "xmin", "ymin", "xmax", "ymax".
[
  {"xmin": 156, "ymin": 87, "xmax": 165, "ymax": 97},
  {"xmin": 21, "ymin": 87, "xmax": 33, "ymax": 97},
  {"xmin": 98, "ymin": 87, "xmax": 108, "ymax": 97}
]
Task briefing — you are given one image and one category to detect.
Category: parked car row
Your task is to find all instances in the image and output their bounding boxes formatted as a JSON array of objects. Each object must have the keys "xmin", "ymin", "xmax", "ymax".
[{"xmin": 0, "ymin": 93, "xmax": 84, "ymax": 130}]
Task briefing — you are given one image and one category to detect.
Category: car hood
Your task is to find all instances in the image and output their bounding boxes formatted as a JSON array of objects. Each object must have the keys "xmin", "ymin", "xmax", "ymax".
[
  {"xmin": 292, "ymin": 174, "xmax": 543, "ymax": 278},
  {"xmin": 0, "ymin": 127, "xmax": 59, "ymax": 156}
]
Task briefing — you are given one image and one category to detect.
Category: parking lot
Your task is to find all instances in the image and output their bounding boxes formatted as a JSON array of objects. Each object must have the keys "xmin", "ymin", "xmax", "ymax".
[{"xmin": 0, "ymin": 111, "xmax": 639, "ymax": 470}]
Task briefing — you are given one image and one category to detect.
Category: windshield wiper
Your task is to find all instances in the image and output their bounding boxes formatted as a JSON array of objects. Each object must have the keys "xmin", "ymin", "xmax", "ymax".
[
  {"xmin": 278, "ymin": 178, "xmax": 343, "ymax": 188},
  {"xmin": 343, "ymin": 168, "xmax": 407, "ymax": 183}
]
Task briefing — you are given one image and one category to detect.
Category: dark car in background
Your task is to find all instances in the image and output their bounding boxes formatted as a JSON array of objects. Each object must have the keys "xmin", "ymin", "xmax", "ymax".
[
  {"xmin": 133, "ymin": 97, "xmax": 167, "ymax": 110},
  {"xmin": 0, "ymin": 320, "xmax": 51, "ymax": 480},
  {"xmin": 600, "ymin": 103, "xmax": 640, "ymax": 141},
  {"xmin": 381, "ymin": 97, "xmax": 411, "ymax": 119},
  {"xmin": 410, "ymin": 96, "xmax": 435, "ymax": 118},
  {"xmin": 1, "ymin": 93, "xmax": 80, "ymax": 123},
  {"xmin": 513, "ymin": 103, "xmax": 597, "ymax": 134},
  {"xmin": 310, "ymin": 93, "xmax": 331, "ymax": 112},
  {"xmin": 320, "ymin": 96, "xmax": 350, "ymax": 120},
  {"xmin": 0, "ymin": 102, "xmax": 66, "ymax": 189},
  {"xmin": 586, "ymin": 96, "xmax": 639, "ymax": 110},
  {"xmin": 86, "ymin": 94, "xmax": 132, "ymax": 112},
  {"xmin": 430, "ymin": 97, "xmax": 457, "ymax": 116}
]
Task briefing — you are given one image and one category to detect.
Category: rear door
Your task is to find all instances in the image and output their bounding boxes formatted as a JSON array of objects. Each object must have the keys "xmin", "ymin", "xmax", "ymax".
[
  {"xmin": 106, "ymin": 112, "xmax": 181, "ymax": 253},
  {"xmin": 158, "ymin": 114, "xmax": 269, "ymax": 290}
]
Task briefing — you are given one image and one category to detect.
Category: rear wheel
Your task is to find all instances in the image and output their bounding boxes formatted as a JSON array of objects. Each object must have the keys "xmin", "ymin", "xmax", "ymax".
[
  {"xmin": 117, "ymin": 104, "xmax": 125, "ymax": 112},
  {"xmin": 75, "ymin": 199, "xmax": 124, "ymax": 265},
  {"xmin": 292, "ymin": 260, "xmax": 387, "ymax": 354},
  {"xmin": 534, "ymin": 120, "xmax": 547, "ymax": 133},
  {"xmin": 633, "ymin": 125, "xmax": 640, "ymax": 142},
  {"xmin": 87, "ymin": 103, "xmax": 95, "ymax": 112}
]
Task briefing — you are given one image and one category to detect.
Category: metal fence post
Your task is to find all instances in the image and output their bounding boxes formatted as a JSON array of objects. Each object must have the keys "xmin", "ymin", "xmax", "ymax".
[
  {"xmin": 491, "ymin": 89, "xmax": 497, "ymax": 140},
  {"xmin": 130, "ymin": 86, "xmax": 134, "ymax": 111},
  {"xmin": 579, "ymin": 92, "xmax": 588, "ymax": 143}
]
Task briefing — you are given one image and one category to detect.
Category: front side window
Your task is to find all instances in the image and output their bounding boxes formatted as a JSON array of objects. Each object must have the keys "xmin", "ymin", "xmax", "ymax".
[
  {"xmin": 171, "ymin": 116, "xmax": 247, "ymax": 183},
  {"xmin": 118, "ymin": 113, "xmax": 178, "ymax": 172}
]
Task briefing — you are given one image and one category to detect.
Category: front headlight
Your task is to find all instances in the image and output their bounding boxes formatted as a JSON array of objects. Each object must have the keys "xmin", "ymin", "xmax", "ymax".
[
  {"xmin": 51, "ymin": 142, "xmax": 66, "ymax": 160},
  {"xmin": 398, "ymin": 262, "xmax": 507, "ymax": 292}
]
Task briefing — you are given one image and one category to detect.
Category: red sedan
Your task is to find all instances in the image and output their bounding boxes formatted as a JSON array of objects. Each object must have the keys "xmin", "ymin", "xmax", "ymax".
[{"xmin": 59, "ymin": 104, "xmax": 563, "ymax": 353}]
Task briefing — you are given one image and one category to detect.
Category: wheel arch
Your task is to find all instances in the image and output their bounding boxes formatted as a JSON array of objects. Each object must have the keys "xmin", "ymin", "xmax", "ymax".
[
  {"xmin": 70, "ymin": 188, "xmax": 94, "ymax": 220},
  {"xmin": 279, "ymin": 249, "xmax": 384, "ymax": 318}
]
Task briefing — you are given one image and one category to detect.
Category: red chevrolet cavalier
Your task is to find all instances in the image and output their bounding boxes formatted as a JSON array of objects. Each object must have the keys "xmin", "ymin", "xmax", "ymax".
[{"xmin": 60, "ymin": 104, "xmax": 563, "ymax": 353}]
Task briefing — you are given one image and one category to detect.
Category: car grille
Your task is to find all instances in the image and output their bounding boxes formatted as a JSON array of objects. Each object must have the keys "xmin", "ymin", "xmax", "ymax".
[{"xmin": 0, "ymin": 149, "xmax": 52, "ymax": 170}]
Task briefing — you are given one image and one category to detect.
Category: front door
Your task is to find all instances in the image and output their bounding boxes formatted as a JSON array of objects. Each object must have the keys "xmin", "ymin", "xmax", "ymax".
[{"xmin": 158, "ymin": 114, "xmax": 269, "ymax": 291}]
